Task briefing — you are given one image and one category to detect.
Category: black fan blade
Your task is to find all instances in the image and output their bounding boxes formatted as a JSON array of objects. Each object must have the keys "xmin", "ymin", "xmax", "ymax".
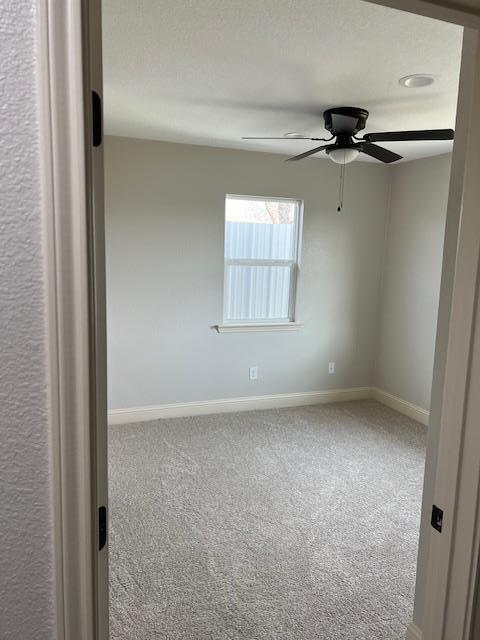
[
  {"xmin": 286, "ymin": 144, "xmax": 332, "ymax": 162},
  {"xmin": 242, "ymin": 136, "xmax": 327, "ymax": 140},
  {"xmin": 360, "ymin": 142, "xmax": 402, "ymax": 163},
  {"xmin": 364, "ymin": 128, "xmax": 454, "ymax": 143}
]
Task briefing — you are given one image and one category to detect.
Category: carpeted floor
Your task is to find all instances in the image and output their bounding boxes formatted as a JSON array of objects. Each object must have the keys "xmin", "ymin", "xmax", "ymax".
[{"xmin": 108, "ymin": 400, "xmax": 426, "ymax": 640}]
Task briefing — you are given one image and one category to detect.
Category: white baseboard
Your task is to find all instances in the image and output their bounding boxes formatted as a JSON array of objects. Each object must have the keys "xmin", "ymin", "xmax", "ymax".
[
  {"xmin": 108, "ymin": 385, "xmax": 430, "ymax": 426},
  {"xmin": 372, "ymin": 387, "xmax": 429, "ymax": 426},
  {"xmin": 108, "ymin": 387, "xmax": 371, "ymax": 425},
  {"xmin": 406, "ymin": 623, "xmax": 423, "ymax": 640}
]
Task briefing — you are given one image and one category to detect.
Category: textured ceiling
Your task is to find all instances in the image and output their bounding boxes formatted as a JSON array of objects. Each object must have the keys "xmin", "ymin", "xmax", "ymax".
[{"xmin": 103, "ymin": 0, "xmax": 463, "ymax": 163}]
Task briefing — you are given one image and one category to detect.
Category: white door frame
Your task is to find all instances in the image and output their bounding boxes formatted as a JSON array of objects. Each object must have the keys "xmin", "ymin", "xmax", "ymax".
[
  {"xmin": 415, "ymin": 27, "xmax": 480, "ymax": 640},
  {"xmin": 36, "ymin": 1, "xmax": 480, "ymax": 639},
  {"xmin": 37, "ymin": 1, "xmax": 107, "ymax": 638}
]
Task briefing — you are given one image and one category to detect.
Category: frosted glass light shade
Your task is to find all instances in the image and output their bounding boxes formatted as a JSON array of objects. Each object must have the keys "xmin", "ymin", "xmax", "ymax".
[{"xmin": 328, "ymin": 148, "xmax": 360, "ymax": 164}]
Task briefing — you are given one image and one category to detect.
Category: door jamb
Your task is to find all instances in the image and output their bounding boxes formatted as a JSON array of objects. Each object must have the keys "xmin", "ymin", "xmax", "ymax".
[
  {"xmin": 364, "ymin": 0, "xmax": 480, "ymax": 28},
  {"xmin": 417, "ymin": 27, "xmax": 480, "ymax": 640},
  {"xmin": 37, "ymin": 0, "xmax": 480, "ymax": 638},
  {"xmin": 37, "ymin": 1, "xmax": 104, "ymax": 638}
]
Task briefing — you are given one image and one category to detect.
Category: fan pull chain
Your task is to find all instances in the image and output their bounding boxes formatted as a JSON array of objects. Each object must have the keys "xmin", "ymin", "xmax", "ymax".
[{"xmin": 337, "ymin": 161, "xmax": 346, "ymax": 213}]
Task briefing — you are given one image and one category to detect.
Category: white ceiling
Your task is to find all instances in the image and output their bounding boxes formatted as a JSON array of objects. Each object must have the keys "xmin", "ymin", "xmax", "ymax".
[{"xmin": 102, "ymin": 0, "xmax": 463, "ymax": 163}]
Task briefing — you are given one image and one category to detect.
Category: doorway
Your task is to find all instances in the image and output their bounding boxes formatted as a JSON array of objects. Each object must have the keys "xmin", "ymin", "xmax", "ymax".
[
  {"xmin": 37, "ymin": 1, "xmax": 480, "ymax": 640},
  {"xmin": 102, "ymin": 2, "xmax": 462, "ymax": 638}
]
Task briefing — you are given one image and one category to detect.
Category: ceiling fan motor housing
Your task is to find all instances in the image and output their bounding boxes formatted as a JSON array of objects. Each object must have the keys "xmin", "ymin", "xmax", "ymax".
[{"xmin": 324, "ymin": 107, "xmax": 369, "ymax": 137}]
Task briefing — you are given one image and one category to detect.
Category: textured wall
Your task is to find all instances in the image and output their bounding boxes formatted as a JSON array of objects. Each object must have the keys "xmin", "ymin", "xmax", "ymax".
[
  {"xmin": 105, "ymin": 136, "xmax": 390, "ymax": 409},
  {"xmin": 0, "ymin": 1, "xmax": 55, "ymax": 638},
  {"xmin": 375, "ymin": 155, "xmax": 451, "ymax": 410}
]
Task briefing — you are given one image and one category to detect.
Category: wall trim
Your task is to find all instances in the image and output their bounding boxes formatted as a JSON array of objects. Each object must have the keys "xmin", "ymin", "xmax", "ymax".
[
  {"xmin": 214, "ymin": 322, "xmax": 303, "ymax": 333},
  {"xmin": 108, "ymin": 386, "xmax": 432, "ymax": 425},
  {"xmin": 372, "ymin": 387, "xmax": 430, "ymax": 426},
  {"xmin": 406, "ymin": 623, "xmax": 423, "ymax": 640},
  {"xmin": 108, "ymin": 387, "xmax": 372, "ymax": 424},
  {"xmin": 365, "ymin": 0, "xmax": 480, "ymax": 28},
  {"xmin": 37, "ymin": 0, "xmax": 99, "ymax": 638}
]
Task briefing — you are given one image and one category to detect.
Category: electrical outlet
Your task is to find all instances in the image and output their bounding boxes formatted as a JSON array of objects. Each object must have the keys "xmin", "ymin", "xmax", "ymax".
[
  {"xmin": 249, "ymin": 366, "xmax": 258, "ymax": 380},
  {"xmin": 328, "ymin": 362, "xmax": 336, "ymax": 375}
]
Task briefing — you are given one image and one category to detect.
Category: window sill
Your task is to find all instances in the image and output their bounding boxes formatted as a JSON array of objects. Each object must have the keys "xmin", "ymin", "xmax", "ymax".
[{"xmin": 213, "ymin": 322, "xmax": 303, "ymax": 333}]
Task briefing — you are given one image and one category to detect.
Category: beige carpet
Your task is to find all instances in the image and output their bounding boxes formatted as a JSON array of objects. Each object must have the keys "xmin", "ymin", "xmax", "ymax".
[{"xmin": 108, "ymin": 400, "xmax": 426, "ymax": 640}]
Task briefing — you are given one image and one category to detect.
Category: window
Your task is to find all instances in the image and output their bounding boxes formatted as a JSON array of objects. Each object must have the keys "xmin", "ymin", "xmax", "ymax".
[{"xmin": 223, "ymin": 195, "xmax": 302, "ymax": 324}]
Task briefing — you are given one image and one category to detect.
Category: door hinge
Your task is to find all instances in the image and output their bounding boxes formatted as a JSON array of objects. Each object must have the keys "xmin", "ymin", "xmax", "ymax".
[
  {"xmin": 92, "ymin": 91, "xmax": 102, "ymax": 147},
  {"xmin": 99, "ymin": 505, "xmax": 107, "ymax": 550},
  {"xmin": 431, "ymin": 504, "xmax": 443, "ymax": 533}
]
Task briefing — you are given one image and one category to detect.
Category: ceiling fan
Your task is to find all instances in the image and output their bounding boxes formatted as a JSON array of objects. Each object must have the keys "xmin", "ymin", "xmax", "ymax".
[{"xmin": 242, "ymin": 106, "xmax": 454, "ymax": 164}]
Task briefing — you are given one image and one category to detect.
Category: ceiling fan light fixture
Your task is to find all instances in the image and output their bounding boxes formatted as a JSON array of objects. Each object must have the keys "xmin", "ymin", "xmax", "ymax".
[
  {"xmin": 399, "ymin": 74, "xmax": 435, "ymax": 88},
  {"xmin": 328, "ymin": 148, "xmax": 360, "ymax": 164}
]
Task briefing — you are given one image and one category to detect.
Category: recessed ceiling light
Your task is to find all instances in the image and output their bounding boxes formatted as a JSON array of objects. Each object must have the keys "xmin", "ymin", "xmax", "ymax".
[
  {"xmin": 284, "ymin": 132, "xmax": 304, "ymax": 138},
  {"xmin": 399, "ymin": 74, "xmax": 435, "ymax": 88}
]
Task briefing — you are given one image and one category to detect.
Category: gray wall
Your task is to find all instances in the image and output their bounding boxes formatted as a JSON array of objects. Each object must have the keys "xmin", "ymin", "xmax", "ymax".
[
  {"xmin": 105, "ymin": 136, "xmax": 390, "ymax": 409},
  {"xmin": 0, "ymin": 1, "xmax": 55, "ymax": 638},
  {"xmin": 375, "ymin": 155, "xmax": 451, "ymax": 410}
]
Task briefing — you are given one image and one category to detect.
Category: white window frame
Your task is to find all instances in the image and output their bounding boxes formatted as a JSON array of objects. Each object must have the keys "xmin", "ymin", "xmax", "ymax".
[{"xmin": 222, "ymin": 194, "xmax": 303, "ymax": 326}]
